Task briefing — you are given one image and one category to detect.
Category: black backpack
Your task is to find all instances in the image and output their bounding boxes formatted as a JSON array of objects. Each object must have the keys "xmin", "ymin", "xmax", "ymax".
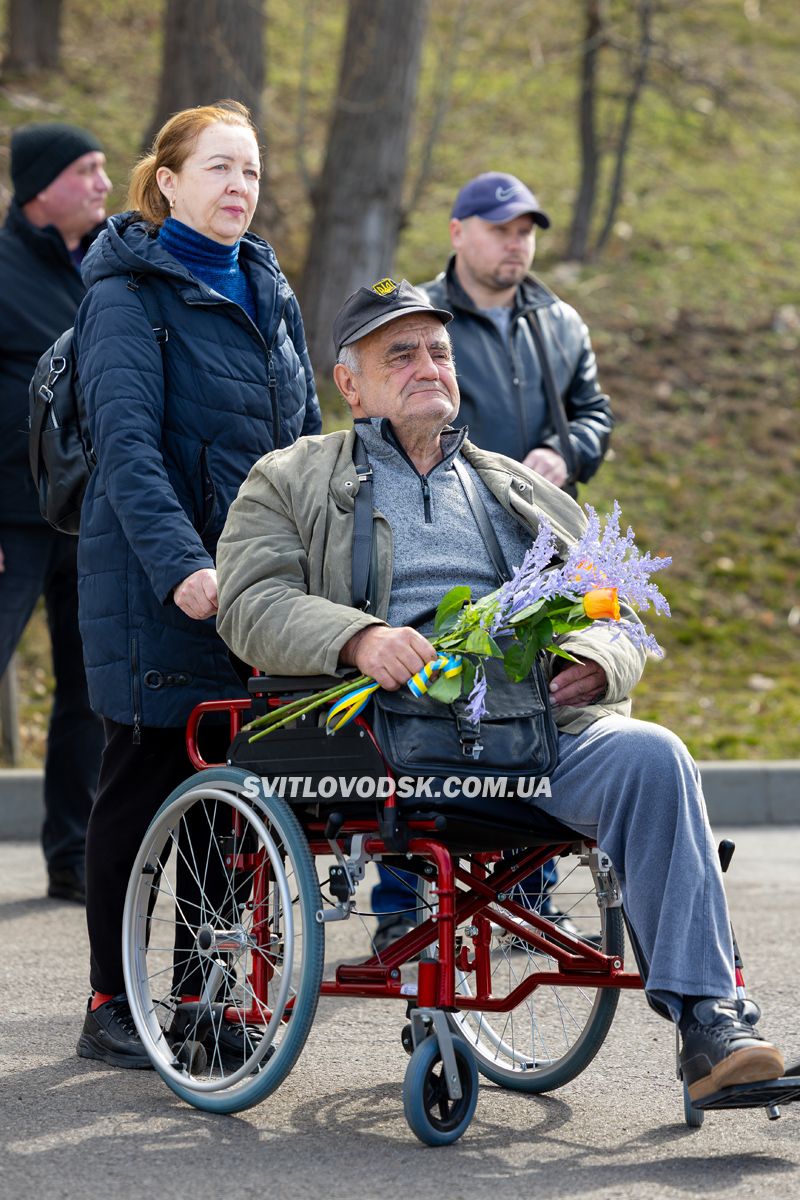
[{"xmin": 28, "ymin": 276, "xmax": 167, "ymax": 535}]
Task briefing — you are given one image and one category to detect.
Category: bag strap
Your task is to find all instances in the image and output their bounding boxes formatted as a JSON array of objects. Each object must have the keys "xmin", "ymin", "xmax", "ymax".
[
  {"xmin": 127, "ymin": 274, "xmax": 168, "ymax": 353},
  {"xmin": 351, "ymin": 433, "xmax": 375, "ymax": 611},
  {"xmin": 452, "ymin": 455, "xmax": 512, "ymax": 584},
  {"xmin": 29, "ymin": 350, "xmax": 69, "ymax": 486},
  {"xmin": 524, "ymin": 308, "xmax": 577, "ymax": 485}
]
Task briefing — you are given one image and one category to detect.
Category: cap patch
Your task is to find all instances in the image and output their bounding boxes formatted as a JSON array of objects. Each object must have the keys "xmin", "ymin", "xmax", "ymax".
[{"xmin": 371, "ymin": 277, "xmax": 398, "ymax": 297}]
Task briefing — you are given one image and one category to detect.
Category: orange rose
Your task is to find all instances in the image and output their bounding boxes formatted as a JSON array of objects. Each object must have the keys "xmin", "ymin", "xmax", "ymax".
[{"xmin": 583, "ymin": 587, "xmax": 621, "ymax": 621}]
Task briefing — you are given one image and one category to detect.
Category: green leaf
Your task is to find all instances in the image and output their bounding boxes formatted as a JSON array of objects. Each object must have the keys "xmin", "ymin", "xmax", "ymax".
[
  {"xmin": 461, "ymin": 658, "xmax": 476, "ymax": 696},
  {"xmin": 485, "ymin": 634, "xmax": 505, "ymax": 658},
  {"xmin": 434, "ymin": 585, "xmax": 471, "ymax": 634},
  {"xmin": 427, "ymin": 671, "xmax": 463, "ymax": 704},
  {"xmin": 547, "ymin": 644, "xmax": 580, "ymax": 663},
  {"xmin": 567, "ymin": 601, "xmax": 586, "ymax": 622},
  {"xmin": 508, "ymin": 598, "xmax": 547, "ymax": 625},
  {"xmin": 550, "ymin": 617, "xmax": 592, "ymax": 635},
  {"xmin": 503, "ymin": 632, "xmax": 541, "ymax": 682},
  {"xmin": 464, "ymin": 628, "xmax": 493, "ymax": 656}
]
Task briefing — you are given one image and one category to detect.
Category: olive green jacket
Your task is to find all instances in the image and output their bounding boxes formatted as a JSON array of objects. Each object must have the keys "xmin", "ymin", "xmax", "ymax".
[{"xmin": 216, "ymin": 429, "xmax": 646, "ymax": 734}]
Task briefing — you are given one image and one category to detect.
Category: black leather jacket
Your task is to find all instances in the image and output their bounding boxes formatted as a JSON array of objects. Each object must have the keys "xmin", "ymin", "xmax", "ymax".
[{"xmin": 420, "ymin": 258, "xmax": 613, "ymax": 483}]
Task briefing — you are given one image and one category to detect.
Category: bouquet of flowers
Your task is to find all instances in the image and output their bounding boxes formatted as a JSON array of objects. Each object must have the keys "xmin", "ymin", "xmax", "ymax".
[{"xmin": 246, "ymin": 502, "xmax": 671, "ymax": 743}]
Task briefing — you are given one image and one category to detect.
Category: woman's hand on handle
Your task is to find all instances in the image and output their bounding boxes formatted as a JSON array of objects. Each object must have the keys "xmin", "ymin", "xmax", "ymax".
[{"xmin": 174, "ymin": 568, "xmax": 218, "ymax": 620}]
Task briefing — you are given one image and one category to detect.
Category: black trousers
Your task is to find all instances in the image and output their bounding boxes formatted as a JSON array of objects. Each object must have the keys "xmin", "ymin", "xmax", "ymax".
[
  {"xmin": 85, "ymin": 717, "xmax": 230, "ymax": 995},
  {"xmin": 0, "ymin": 523, "xmax": 103, "ymax": 870}
]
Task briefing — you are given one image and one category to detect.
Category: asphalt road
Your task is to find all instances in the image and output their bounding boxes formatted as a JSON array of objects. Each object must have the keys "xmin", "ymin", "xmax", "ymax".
[{"xmin": 1, "ymin": 827, "xmax": 799, "ymax": 1200}]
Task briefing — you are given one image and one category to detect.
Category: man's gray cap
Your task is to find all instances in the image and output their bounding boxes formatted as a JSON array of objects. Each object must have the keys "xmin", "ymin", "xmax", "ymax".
[{"xmin": 333, "ymin": 278, "xmax": 453, "ymax": 356}]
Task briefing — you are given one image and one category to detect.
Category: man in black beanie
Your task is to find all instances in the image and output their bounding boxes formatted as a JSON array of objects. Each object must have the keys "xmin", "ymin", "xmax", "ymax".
[{"xmin": 0, "ymin": 123, "xmax": 111, "ymax": 902}]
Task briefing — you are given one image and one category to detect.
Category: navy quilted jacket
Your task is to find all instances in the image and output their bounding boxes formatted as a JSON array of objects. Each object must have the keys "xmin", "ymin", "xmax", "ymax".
[{"xmin": 74, "ymin": 213, "xmax": 321, "ymax": 729}]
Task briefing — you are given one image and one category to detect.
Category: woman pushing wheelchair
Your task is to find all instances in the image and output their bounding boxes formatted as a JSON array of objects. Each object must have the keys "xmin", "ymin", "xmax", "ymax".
[
  {"xmin": 214, "ymin": 277, "xmax": 785, "ymax": 1106},
  {"xmin": 72, "ymin": 100, "xmax": 320, "ymax": 1069}
]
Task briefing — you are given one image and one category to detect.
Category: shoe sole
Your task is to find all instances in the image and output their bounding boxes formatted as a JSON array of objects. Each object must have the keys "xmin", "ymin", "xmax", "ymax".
[
  {"xmin": 688, "ymin": 1045, "xmax": 785, "ymax": 1101},
  {"xmin": 76, "ymin": 1033, "xmax": 153, "ymax": 1070}
]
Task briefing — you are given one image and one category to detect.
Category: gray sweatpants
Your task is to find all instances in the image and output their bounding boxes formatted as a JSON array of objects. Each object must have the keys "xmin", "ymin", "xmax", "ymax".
[{"xmin": 537, "ymin": 716, "xmax": 736, "ymax": 1022}]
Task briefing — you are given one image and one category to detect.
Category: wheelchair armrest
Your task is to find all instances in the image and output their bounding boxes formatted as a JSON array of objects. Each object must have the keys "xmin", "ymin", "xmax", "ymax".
[{"xmin": 247, "ymin": 673, "xmax": 357, "ymax": 696}]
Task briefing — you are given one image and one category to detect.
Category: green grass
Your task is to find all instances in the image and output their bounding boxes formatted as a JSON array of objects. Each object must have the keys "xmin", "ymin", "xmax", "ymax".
[{"xmin": 3, "ymin": 0, "xmax": 799, "ymax": 764}]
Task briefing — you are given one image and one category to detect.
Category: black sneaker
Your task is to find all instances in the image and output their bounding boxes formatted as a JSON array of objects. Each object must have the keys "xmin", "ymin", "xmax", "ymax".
[
  {"xmin": 76, "ymin": 995, "xmax": 153, "ymax": 1070},
  {"xmin": 680, "ymin": 997, "xmax": 784, "ymax": 1102},
  {"xmin": 47, "ymin": 865, "xmax": 85, "ymax": 904},
  {"xmin": 209, "ymin": 1016, "xmax": 266, "ymax": 1072}
]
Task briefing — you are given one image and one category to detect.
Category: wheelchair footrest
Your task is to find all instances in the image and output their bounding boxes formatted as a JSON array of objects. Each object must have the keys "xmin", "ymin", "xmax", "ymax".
[{"xmin": 692, "ymin": 1076, "xmax": 800, "ymax": 1111}]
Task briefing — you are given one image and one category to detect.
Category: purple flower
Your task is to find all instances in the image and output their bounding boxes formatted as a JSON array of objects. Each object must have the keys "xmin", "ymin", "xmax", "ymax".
[
  {"xmin": 553, "ymin": 502, "xmax": 672, "ymax": 616},
  {"xmin": 490, "ymin": 521, "xmax": 561, "ymax": 633},
  {"xmin": 464, "ymin": 665, "xmax": 488, "ymax": 723}
]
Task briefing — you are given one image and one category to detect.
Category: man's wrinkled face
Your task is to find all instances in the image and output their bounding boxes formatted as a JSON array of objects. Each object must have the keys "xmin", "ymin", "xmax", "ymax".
[
  {"xmin": 37, "ymin": 151, "xmax": 112, "ymax": 239},
  {"xmin": 450, "ymin": 213, "xmax": 536, "ymax": 293},
  {"xmin": 337, "ymin": 313, "xmax": 459, "ymax": 430}
]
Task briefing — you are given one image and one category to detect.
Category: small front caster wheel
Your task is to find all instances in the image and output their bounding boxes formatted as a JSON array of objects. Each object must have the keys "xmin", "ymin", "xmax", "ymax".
[
  {"xmin": 402, "ymin": 1035, "xmax": 478, "ymax": 1146},
  {"xmin": 173, "ymin": 1038, "xmax": 208, "ymax": 1076},
  {"xmin": 401, "ymin": 1023, "xmax": 414, "ymax": 1056},
  {"xmin": 683, "ymin": 1078, "xmax": 705, "ymax": 1128}
]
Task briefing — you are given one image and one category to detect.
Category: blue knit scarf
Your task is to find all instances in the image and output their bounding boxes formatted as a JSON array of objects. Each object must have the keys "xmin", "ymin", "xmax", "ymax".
[{"xmin": 159, "ymin": 216, "xmax": 256, "ymax": 322}]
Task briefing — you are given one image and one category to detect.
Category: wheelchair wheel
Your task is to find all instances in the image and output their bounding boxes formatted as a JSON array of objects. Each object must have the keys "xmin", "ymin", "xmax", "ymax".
[
  {"xmin": 123, "ymin": 767, "xmax": 324, "ymax": 1114},
  {"xmin": 419, "ymin": 847, "xmax": 624, "ymax": 1093},
  {"xmin": 402, "ymin": 1036, "xmax": 479, "ymax": 1146},
  {"xmin": 683, "ymin": 1078, "xmax": 705, "ymax": 1128}
]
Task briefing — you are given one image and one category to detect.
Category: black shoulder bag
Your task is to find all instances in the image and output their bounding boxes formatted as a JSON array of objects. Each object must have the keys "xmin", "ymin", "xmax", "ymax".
[{"xmin": 356, "ymin": 445, "xmax": 558, "ymax": 788}]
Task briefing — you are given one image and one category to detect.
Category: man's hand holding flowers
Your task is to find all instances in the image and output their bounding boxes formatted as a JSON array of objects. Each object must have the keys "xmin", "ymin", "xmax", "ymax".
[{"xmin": 341, "ymin": 625, "xmax": 438, "ymax": 690}]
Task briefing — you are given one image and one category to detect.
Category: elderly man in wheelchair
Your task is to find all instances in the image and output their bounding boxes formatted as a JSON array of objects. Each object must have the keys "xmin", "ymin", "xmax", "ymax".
[{"xmin": 120, "ymin": 278, "xmax": 791, "ymax": 1142}]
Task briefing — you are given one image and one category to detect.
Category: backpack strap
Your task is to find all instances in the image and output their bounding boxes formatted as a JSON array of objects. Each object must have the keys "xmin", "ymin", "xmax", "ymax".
[
  {"xmin": 126, "ymin": 274, "xmax": 168, "ymax": 353},
  {"xmin": 28, "ymin": 344, "xmax": 70, "ymax": 489}
]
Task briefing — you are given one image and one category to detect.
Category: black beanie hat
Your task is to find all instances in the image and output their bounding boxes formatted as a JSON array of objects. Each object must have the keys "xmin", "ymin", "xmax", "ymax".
[{"xmin": 11, "ymin": 122, "xmax": 103, "ymax": 206}]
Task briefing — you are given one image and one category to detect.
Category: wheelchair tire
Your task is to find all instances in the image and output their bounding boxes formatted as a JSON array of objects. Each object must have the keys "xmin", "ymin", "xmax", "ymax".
[
  {"xmin": 683, "ymin": 1078, "xmax": 705, "ymax": 1128},
  {"xmin": 419, "ymin": 847, "xmax": 624, "ymax": 1093},
  {"xmin": 122, "ymin": 768, "xmax": 324, "ymax": 1114},
  {"xmin": 403, "ymin": 1036, "xmax": 479, "ymax": 1146}
]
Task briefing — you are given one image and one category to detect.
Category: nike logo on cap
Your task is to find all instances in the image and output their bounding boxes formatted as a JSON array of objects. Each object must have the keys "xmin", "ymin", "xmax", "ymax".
[{"xmin": 495, "ymin": 185, "xmax": 520, "ymax": 201}]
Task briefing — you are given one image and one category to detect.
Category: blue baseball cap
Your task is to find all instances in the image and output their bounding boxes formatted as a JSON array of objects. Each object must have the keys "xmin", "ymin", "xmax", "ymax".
[{"xmin": 451, "ymin": 172, "xmax": 550, "ymax": 228}]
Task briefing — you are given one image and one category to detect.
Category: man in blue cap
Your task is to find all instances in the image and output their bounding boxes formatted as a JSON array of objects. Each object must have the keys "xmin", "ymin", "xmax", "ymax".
[
  {"xmin": 419, "ymin": 171, "xmax": 613, "ymax": 489},
  {"xmin": 0, "ymin": 123, "xmax": 111, "ymax": 902},
  {"xmin": 370, "ymin": 172, "xmax": 616, "ymax": 950}
]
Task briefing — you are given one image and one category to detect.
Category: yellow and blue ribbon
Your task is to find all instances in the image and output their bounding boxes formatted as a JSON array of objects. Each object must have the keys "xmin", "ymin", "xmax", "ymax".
[
  {"xmin": 325, "ymin": 654, "xmax": 463, "ymax": 733},
  {"xmin": 406, "ymin": 653, "xmax": 462, "ymax": 697}
]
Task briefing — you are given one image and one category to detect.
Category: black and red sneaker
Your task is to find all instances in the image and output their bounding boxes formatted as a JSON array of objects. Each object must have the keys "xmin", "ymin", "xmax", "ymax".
[{"xmin": 76, "ymin": 995, "xmax": 152, "ymax": 1070}]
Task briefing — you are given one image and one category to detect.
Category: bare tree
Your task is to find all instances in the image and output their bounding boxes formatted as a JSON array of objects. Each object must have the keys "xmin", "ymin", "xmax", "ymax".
[
  {"xmin": 593, "ymin": 0, "xmax": 654, "ymax": 256},
  {"xmin": 299, "ymin": 0, "xmax": 429, "ymax": 378},
  {"xmin": 3, "ymin": 0, "xmax": 63, "ymax": 74},
  {"xmin": 566, "ymin": 0, "xmax": 605, "ymax": 262},
  {"xmin": 143, "ymin": 0, "xmax": 266, "ymax": 148}
]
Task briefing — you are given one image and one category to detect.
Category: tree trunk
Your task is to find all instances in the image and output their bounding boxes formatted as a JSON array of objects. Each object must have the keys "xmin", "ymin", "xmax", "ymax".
[
  {"xmin": 593, "ymin": 0, "xmax": 654, "ymax": 256},
  {"xmin": 566, "ymin": 0, "xmax": 604, "ymax": 262},
  {"xmin": 4, "ymin": 0, "xmax": 63, "ymax": 74},
  {"xmin": 299, "ymin": 0, "xmax": 429, "ymax": 379},
  {"xmin": 143, "ymin": 0, "xmax": 266, "ymax": 149}
]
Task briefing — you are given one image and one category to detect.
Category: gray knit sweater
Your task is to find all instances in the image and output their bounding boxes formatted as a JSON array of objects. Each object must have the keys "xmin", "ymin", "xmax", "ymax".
[{"xmin": 354, "ymin": 418, "xmax": 532, "ymax": 632}]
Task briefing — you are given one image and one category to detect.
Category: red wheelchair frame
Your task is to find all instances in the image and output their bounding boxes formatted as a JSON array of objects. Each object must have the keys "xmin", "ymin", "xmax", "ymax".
[{"xmin": 119, "ymin": 684, "xmax": 800, "ymax": 1144}]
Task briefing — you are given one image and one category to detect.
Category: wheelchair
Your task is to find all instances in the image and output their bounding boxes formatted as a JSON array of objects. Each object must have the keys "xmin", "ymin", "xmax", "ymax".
[{"xmin": 121, "ymin": 674, "xmax": 800, "ymax": 1145}]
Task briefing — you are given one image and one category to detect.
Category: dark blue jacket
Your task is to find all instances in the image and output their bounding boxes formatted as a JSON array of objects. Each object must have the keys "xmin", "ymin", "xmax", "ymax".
[{"xmin": 74, "ymin": 213, "xmax": 321, "ymax": 729}]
